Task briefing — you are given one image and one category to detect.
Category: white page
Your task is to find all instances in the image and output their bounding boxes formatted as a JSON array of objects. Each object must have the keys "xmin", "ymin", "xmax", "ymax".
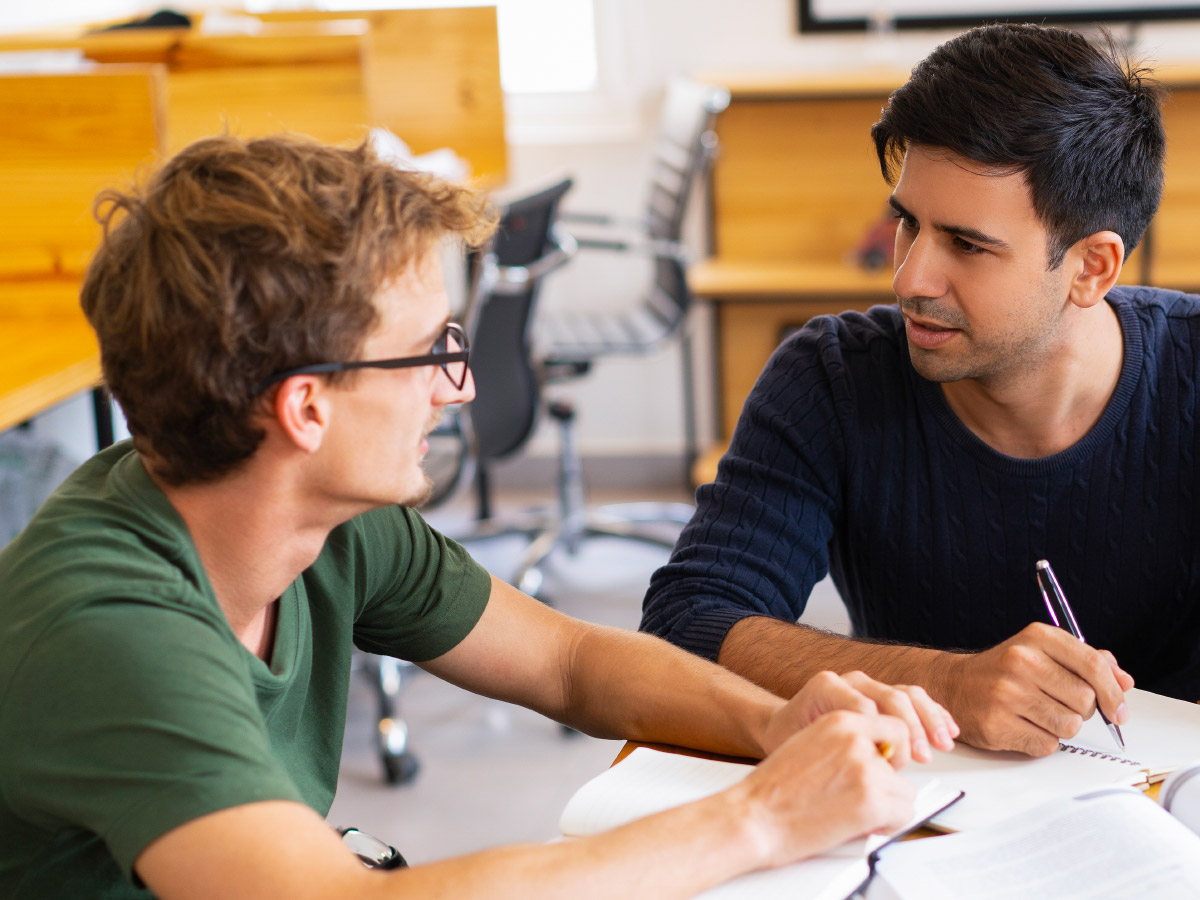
[
  {"xmin": 875, "ymin": 789, "xmax": 1200, "ymax": 900},
  {"xmin": 693, "ymin": 855, "xmax": 868, "ymax": 900},
  {"xmin": 560, "ymin": 748, "xmax": 954, "ymax": 849},
  {"xmin": 1075, "ymin": 687, "xmax": 1200, "ymax": 770},
  {"xmin": 926, "ymin": 688, "xmax": 1200, "ymax": 831},
  {"xmin": 560, "ymin": 747, "xmax": 963, "ymax": 900},
  {"xmin": 558, "ymin": 749, "xmax": 753, "ymax": 838}
]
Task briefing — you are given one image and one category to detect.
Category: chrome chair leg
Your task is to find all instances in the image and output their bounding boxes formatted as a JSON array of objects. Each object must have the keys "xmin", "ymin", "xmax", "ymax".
[{"xmin": 368, "ymin": 655, "xmax": 420, "ymax": 786}]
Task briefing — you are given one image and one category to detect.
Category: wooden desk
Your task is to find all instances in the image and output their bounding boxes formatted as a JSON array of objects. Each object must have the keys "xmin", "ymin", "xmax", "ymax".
[
  {"xmin": 689, "ymin": 63, "xmax": 1200, "ymax": 485},
  {"xmin": 0, "ymin": 66, "xmax": 165, "ymax": 443},
  {"xmin": 0, "ymin": 7, "xmax": 507, "ymax": 184},
  {"xmin": 0, "ymin": 313, "xmax": 101, "ymax": 435},
  {"xmin": 0, "ymin": 8, "xmax": 505, "ymax": 438}
]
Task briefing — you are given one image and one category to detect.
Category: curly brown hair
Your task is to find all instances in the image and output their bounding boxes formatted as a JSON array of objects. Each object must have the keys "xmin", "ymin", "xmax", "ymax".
[{"xmin": 81, "ymin": 133, "xmax": 495, "ymax": 485}]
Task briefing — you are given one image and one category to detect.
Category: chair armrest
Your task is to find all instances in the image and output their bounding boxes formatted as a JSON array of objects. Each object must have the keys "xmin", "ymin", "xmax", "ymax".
[
  {"xmin": 568, "ymin": 230, "xmax": 690, "ymax": 263},
  {"xmin": 485, "ymin": 224, "xmax": 578, "ymax": 295},
  {"xmin": 560, "ymin": 209, "xmax": 646, "ymax": 230}
]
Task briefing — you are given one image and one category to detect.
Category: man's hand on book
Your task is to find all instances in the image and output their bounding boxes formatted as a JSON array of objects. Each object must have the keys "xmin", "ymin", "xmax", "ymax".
[
  {"xmin": 762, "ymin": 670, "xmax": 959, "ymax": 765},
  {"xmin": 732, "ymin": 711, "xmax": 918, "ymax": 866},
  {"xmin": 938, "ymin": 623, "xmax": 1134, "ymax": 756}
]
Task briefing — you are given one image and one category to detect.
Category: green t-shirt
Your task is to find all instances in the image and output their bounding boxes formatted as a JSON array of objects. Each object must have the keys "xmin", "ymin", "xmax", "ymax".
[{"xmin": 0, "ymin": 442, "xmax": 491, "ymax": 898}]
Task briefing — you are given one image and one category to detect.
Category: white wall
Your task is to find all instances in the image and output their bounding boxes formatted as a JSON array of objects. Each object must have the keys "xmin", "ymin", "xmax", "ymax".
[{"xmin": 7, "ymin": 1, "xmax": 1199, "ymax": 465}]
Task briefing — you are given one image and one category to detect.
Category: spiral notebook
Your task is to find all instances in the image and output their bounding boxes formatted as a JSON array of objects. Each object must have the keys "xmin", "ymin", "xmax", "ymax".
[{"xmin": 925, "ymin": 688, "xmax": 1200, "ymax": 832}]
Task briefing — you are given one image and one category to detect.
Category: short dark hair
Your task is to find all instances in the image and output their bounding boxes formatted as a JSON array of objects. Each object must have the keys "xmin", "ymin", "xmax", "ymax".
[
  {"xmin": 81, "ymin": 134, "xmax": 495, "ymax": 486},
  {"xmin": 871, "ymin": 23, "xmax": 1166, "ymax": 267}
]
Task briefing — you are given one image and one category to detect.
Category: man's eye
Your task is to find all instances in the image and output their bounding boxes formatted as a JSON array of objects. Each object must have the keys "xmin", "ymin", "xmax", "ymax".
[{"xmin": 953, "ymin": 236, "xmax": 983, "ymax": 254}]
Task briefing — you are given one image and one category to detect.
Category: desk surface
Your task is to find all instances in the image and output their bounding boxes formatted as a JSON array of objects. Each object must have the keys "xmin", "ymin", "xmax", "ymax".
[
  {"xmin": 690, "ymin": 258, "xmax": 894, "ymax": 300},
  {"xmin": 0, "ymin": 311, "xmax": 101, "ymax": 433}
]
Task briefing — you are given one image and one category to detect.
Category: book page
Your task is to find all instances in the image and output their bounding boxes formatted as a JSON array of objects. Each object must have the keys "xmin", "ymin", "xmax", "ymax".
[
  {"xmin": 873, "ymin": 789, "xmax": 1200, "ymax": 900},
  {"xmin": 925, "ymin": 688, "xmax": 1200, "ymax": 831},
  {"xmin": 558, "ymin": 749, "xmax": 753, "ymax": 837},
  {"xmin": 1069, "ymin": 688, "xmax": 1200, "ymax": 777},
  {"xmin": 559, "ymin": 747, "xmax": 963, "ymax": 900}
]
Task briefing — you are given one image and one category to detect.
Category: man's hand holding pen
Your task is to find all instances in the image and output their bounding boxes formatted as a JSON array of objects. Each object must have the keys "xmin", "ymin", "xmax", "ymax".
[{"xmin": 933, "ymin": 622, "xmax": 1134, "ymax": 756}]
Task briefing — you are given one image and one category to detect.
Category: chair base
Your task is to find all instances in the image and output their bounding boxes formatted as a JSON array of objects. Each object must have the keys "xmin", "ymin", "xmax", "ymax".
[
  {"xmin": 455, "ymin": 500, "xmax": 692, "ymax": 600},
  {"xmin": 454, "ymin": 395, "xmax": 694, "ymax": 601},
  {"xmin": 357, "ymin": 653, "xmax": 421, "ymax": 786}
]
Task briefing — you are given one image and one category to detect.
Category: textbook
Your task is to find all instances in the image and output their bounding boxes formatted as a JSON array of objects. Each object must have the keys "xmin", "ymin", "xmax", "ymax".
[
  {"xmin": 871, "ymin": 786, "xmax": 1200, "ymax": 899},
  {"xmin": 557, "ymin": 747, "xmax": 963, "ymax": 900},
  {"xmin": 922, "ymin": 687, "xmax": 1200, "ymax": 833}
]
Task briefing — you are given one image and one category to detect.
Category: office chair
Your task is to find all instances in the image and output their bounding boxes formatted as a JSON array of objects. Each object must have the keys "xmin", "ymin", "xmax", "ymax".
[
  {"xmin": 488, "ymin": 76, "xmax": 730, "ymax": 598},
  {"xmin": 356, "ymin": 176, "xmax": 575, "ymax": 784},
  {"xmin": 537, "ymin": 76, "xmax": 730, "ymax": 466}
]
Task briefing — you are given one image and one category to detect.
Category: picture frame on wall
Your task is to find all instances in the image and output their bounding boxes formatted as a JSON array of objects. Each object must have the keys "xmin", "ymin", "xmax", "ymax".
[{"xmin": 797, "ymin": 0, "xmax": 1200, "ymax": 33}]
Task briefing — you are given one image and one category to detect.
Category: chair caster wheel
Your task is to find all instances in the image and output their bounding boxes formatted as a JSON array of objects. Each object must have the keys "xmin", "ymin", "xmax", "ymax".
[{"xmin": 382, "ymin": 752, "xmax": 420, "ymax": 786}]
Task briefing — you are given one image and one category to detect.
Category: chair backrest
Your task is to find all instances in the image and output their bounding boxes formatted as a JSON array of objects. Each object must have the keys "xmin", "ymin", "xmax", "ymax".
[
  {"xmin": 645, "ymin": 77, "xmax": 731, "ymax": 243},
  {"xmin": 641, "ymin": 77, "xmax": 730, "ymax": 330},
  {"xmin": 466, "ymin": 177, "xmax": 574, "ymax": 461}
]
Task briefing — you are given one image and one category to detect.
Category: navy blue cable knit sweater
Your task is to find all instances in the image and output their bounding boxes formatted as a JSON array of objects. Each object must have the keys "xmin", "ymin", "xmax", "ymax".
[{"xmin": 642, "ymin": 286, "xmax": 1200, "ymax": 701}]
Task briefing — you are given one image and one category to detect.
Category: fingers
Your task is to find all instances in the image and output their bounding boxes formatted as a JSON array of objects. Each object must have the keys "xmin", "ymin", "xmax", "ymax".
[
  {"xmin": 840, "ymin": 672, "xmax": 959, "ymax": 763},
  {"xmin": 1100, "ymin": 649, "xmax": 1135, "ymax": 715},
  {"xmin": 798, "ymin": 670, "xmax": 881, "ymax": 718},
  {"xmin": 813, "ymin": 712, "xmax": 918, "ymax": 833},
  {"xmin": 743, "ymin": 711, "xmax": 917, "ymax": 865},
  {"xmin": 776, "ymin": 670, "xmax": 959, "ymax": 766},
  {"xmin": 950, "ymin": 624, "xmax": 1131, "ymax": 754},
  {"xmin": 1031, "ymin": 624, "xmax": 1130, "ymax": 727}
]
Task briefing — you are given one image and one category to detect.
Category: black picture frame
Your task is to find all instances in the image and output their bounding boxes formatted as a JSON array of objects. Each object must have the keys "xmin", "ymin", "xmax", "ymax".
[{"xmin": 797, "ymin": 1, "xmax": 1200, "ymax": 33}]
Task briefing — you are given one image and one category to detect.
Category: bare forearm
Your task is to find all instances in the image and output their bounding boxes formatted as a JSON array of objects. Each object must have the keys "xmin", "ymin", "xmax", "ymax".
[
  {"xmin": 718, "ymin": 616, "xmax": 967, "ymax": 709},
  {"xmin": 375, "ymin": 790, "xmax": 758, "ymax": 900},
  {"xmin": 142, "ymin": 795, "xmax": 763, "ymax": 900},
  {"xmin": 560, "ymin": 624, "xmax": 783, "ymax": 759}
]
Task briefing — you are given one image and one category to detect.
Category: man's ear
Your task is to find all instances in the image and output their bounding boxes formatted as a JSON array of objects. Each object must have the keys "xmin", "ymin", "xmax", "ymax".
[
  {"xmin": 1067, "ymin": 230, "xmax": 1124, "ymax": 310},
  {"xmin": 271, "ymin": 376, "xmax": 330, "ymax": 454}
]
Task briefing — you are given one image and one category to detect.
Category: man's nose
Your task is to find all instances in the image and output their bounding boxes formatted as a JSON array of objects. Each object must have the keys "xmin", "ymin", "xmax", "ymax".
[
  {"xmin": 893, "ymin": 232, "xmax": 946, "ymax": 302},
  {"xmin": 434, "ymin": 366, "xmax": 475, "ymax": 406}
]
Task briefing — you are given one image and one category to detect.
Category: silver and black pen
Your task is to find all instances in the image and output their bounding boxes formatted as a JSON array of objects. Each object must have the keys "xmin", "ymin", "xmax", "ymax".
[{"xmin": 1035, "ymin": 559, "xmax": 1125, "ymax": 751}]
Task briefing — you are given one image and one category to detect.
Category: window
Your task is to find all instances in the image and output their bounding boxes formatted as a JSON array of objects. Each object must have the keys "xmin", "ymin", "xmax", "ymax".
[{"xmin": 311, "ymin": 0, "xmax": 598, "ymax": 94}]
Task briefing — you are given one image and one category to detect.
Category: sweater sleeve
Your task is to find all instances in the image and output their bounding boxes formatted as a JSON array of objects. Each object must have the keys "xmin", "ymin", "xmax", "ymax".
[{"xmin": 641, "ymin": 314, "xmax": 858, "ymax": 660}]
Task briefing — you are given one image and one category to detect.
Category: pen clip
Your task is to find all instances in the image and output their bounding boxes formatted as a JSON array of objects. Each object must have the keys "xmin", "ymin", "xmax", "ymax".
[
  {"xmin": 1035, "ymin": 561, "xmax": 1062, "ymax": 629},
  {"xmin": 1040, "ymin": 560, "xmax": 1084, "ymax": 639}
]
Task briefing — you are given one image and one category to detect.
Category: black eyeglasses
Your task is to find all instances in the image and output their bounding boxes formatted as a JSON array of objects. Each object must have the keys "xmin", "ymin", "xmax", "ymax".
[{"xmin": 254, "ymin": 322, "xmax": 470, "ymax": 394}]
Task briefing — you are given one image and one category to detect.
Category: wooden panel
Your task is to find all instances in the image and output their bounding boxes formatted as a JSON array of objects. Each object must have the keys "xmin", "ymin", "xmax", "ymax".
[
  {"xmin": 0, "ymin": 9, "xmax": 507, "ymax": 182},
  {"xmin": 0, "ymin": 67, "xmax": 165, "ymax": 279},
  {"xmin": 691, "ymin": 259, "xmax": 894, "ymax": 299},
  {"xmin": 256, "ymin": 8, "xmax": 507, "ymax": 184},
  {"xmin": 711, "ymin": 96, "xmax": 895, "ymax": 262},
  {"xmin": 0, "ymin": 315, "xmax": 100, "ymax": 433},
  {"xmin": 718, "ymin": 299, "xmax": 875, "ymax": 441},
  {"xmin": 0, "ymin": 25, "xmax": 180, "ymax": 60},
  {"xmin": 1150, "ymin": 85, "xmax": 1200, "ymax": 291},
  {"xmin": 165, "ymin": 60, "xmax": 369, "ymax": 152}
]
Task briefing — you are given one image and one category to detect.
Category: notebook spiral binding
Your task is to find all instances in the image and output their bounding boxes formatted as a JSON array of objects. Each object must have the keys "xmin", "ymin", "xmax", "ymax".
[{"xmin": 1059, "ymin": 743, "xmax": 1142, "ymax": 766}]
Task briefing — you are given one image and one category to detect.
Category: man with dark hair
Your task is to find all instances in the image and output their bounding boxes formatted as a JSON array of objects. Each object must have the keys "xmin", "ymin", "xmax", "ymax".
[
  {"xmin": 642, "ymin": 23, "xmax": 1191, "ymax": 757},
  {"xmin": 0, "ymin": 134, "xmax": 955, "ymax": 898}
]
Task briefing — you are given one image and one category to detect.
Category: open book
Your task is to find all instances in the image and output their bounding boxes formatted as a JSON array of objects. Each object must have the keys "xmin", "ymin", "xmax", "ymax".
[
  {"xmin": 558, "ymin": 747, "xmax": 963, "ymax": 900},
  {"xmin": 922, "ymin": 687, "xmax": 1200, "ymax": 832},
  {"xmin": 871, "ymin": 786, "xmax": 1200, "ymax": 899}
]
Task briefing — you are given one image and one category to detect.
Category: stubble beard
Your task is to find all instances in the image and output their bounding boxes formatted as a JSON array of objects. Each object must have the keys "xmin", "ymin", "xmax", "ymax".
[{"xmin": 401, "ymin": 412, "xmax": 443, "ymax": 509}]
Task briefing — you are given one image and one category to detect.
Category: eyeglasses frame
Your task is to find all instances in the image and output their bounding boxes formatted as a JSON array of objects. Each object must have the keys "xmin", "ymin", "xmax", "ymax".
[{"xmin": 254, "ymin": 322, "xmax": 470, "ymax": 394}]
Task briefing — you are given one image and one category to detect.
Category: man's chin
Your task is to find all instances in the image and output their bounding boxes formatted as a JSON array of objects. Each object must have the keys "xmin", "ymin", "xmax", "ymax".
[
  {"xmin": 907, "ymin": 346, "xmax": 965, "ymax": 384},
  {"xmin": 399, "ymin": 472, "xmax": 436, "ymax": 509}
]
